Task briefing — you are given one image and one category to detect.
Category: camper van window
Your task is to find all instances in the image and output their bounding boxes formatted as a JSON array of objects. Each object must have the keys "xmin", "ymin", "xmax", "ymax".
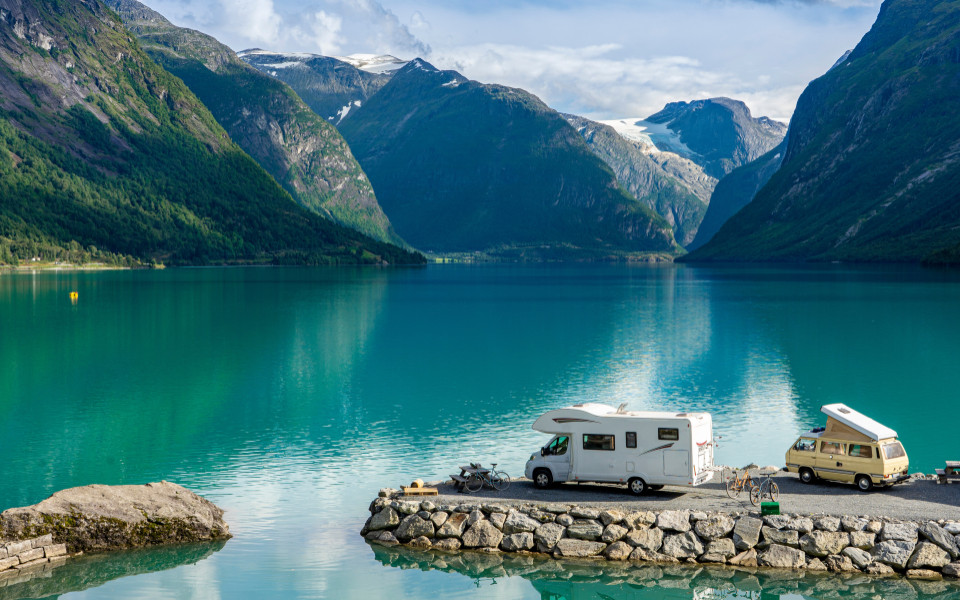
[
  {"xmin": 626, "ymin": 432, "xmax": 637, "ymax": 448},
  {"xmin": 883, "ymin": 442, "xmax": 906, "ymax": 459},
  {"xmin": 583, "ymin": 434, "xmax": 615, "ymax": 451},
  {"xmin": 549, "ymin": 436, "xmax": 569, "ymax": 455},
  {"xmin": 658, "ymin": 428, "xmax": 679, "ymax": 441},
  {"xmin": 794, "ymin": 439, "xmax": 816, "ymax": 452},
  {"xmin": 821, "ymin": 441, "xmax": 845, "ymax": 455},
  {"xmin": 849, "ymin": 444, "xmax": 872, "ymax": 458}
]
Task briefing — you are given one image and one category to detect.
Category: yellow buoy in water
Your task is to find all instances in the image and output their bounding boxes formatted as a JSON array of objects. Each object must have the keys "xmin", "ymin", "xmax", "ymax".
[{"xmin": 69, "ymin": 291, "xmax": 78, "ymax": 304}]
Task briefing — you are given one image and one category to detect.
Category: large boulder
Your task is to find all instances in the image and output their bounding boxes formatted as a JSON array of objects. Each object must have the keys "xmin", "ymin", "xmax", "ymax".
[
  {"xmin": 567, "ymin": 520, "xmax": 604, "ymax": 541},
  {"xmin": 758, "ymin": 544, "xmax": 806, "ymax": 569},
  {"xmin": 369, "ymin": 507, "xmax": 399, "ymax": 531},
  {"xmin": 661, "ymin": 532, "xmax": 704, "ymax": 559},
  {"xmin": 395, "ymin": 515, "xmax": 435, "ymax": 541},
  {"xmin": 623, "ymin": 511, "xmax": 656, "ymax": 529},
  {"xmin": 604, "ymin": 540, "xmax": 633, "ymax": 560},
  {"xmin": 881, "ymin": 523, "xmax": 919, "ymax": 542},
  {"xmin": 706, "ymin": 538, "xmax": 737, "ymax": 558},
  {"xmin": 848, "ymin": 531, "xmax": 876, "ymax": 550},
  {"xmin": 799, "ymin": 531, "xmax": 849, "ymax": 558},
  {"xmin": 694, "ymin": 515, "xmax": 735, "ymax": 540},
  {"xmin": 0, "ymin": 482, "xmax": 230, "ymax": 553},
  {"xmin": 500, "ymin": 532, "xmax": 534, "ymax": 552},
  {"xmin": 555, "ymin": 538, "xmax": 607, "ymax": 558},
  {"xmin": 813, "ymin": 517, "xmax": 841, "ymax": 532},
  {"xmin": 733, "ymin": 516, "xmax": 763, "ymax": 550},
  {"xmin": 919, "ymin": 523, "xmax": 960, "ymax": 559},
  {"xmin": 657, "ymin": 511, "xmax": 691, "ymax": 532},
  {"xmin": 872, "ymin": 540, "xmax": 917, "ymax": 570},
  {"xmin": 437, "ymin": 513, "xmax": 469, "ymax": 538},
  {"xmin": 625, "ymin": 527, "xmax": 663, "ymax": 552},
  {"xmin": 843, "ymin": 546, "xmax": 874, "ymax": 569},
  {"xmin": 601, "ymin": 524, "xmax": 628, "ymax": 543},
  {"xmin": 462, "ymin": 521, "xmax": 503, "ymax": 548},
  {"xmin": 762, "ymin": 527, "xmax": 799, "ymax": 548},
  {"xmin": 907, "ymin": 541, "xmax": 951, "ymax": 569},
  {"xmin": 501, "ymin": 511, "xmax": 540, "ymax": 535},
  {"xmin": 534, "ymin": 523, "xmax": 566, "ymax": 553}
]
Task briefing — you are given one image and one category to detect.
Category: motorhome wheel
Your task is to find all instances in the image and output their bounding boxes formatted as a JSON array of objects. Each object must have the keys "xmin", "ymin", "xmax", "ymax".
[
  {"xmin": 628, "ymin": 477, "xmax": 647, "ymax": 495},
  {"xmin": 799, "ymin": 468, "xmax": 815, "ymax": 484},
  {"xmin": 533, "ymin": 468, "xmax": 553, "ymax": 489},
  {"xmin": 856, "ymin": 474, "xmax": 873, "ymax": 492}
]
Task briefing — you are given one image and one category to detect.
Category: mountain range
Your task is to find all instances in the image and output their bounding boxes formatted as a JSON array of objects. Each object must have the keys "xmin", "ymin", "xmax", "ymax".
[
  {"xmin": 0, "ymin": 0, "xmax": 421, "ymax": 266},
  {"xmin": 687, "ymin": 0, "xmax": 960, "ymax": 263}
]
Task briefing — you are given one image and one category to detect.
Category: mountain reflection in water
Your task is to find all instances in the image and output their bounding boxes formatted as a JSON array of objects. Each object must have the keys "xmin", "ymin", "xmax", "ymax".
[{"xmin": 370, "ymin": 543, "xmax": 960, "ymax": 600}]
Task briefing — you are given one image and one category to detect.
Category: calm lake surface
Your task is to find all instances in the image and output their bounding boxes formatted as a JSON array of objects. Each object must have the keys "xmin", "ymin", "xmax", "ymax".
[{"xmin": 2, "ymin": 264, "xmax": 959, "ymax": 599}]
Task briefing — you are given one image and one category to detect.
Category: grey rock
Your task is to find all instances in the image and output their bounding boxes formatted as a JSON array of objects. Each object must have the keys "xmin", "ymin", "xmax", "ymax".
[
  {"xmin": 694, "ymin": 514, "xmax": 735, "ymax": 540},
  {"xmin": 943, "ymin": 561, "xmax": 960, "ymax": 577},
  {"xmin": 500, "ymin": 532, "xmax": 534, "ymax": 552},
  {"xmin": 601, "ymin": 524, "xmax": 628, "ymax": 543},
  {"xmin": 44, "ymin": 544, "xmax": 66, "ymax": 558},
  {"xmin": 16, "ymin": 547, "xmax": 44, "ymax": 563},
  {"xmin": 3, "ymin": 541, "xmax": 32, "ymax": 557},
  {"xmin": 0, "ymin": 482, "xmax": 230, "ymax": 553},
  {"xmin": 482, "ymin": 504, "xmax": 507, "ymax": 514},
  {"xmin": 762, "ymin": 526, "xmax": 799, "ymax": 548},
  {"xmin": 629, "ymin": 547, "xmax": 679, "ymax": 563},
  {"xmin": 437, "ymin": 513, "xmax": 469, "ymax": 538},
  {"xmin": 567, "ymin": 519, "xmax": 604, "ymax": 541},
  {"xmin": 378, "ymin": 488, "xmax": 397, "ymax": 498},
  {"xmin": 706, "ymin": 538, "xmax": 737, "ymax": 558},
  {"xmin": 420, "ymin": 501, "xmax": 436, "ymax": 512},
  {"xmin": 799, "ymin": 531, "xmax": 848, "ymax": 557},
  {"xmin": 599, "ymin": 510, "xmax": 624, "ymax": 526},
  {"xmin": 698, "ymin": 553, "xmax": 727, "ymax": 564},
  {"xmin": 604, "ymin": 540, "xmax": 633, "ymax": 560},
  {"xmin": 728, "ymin": 548, "xmax": 758, "ymax": 567},
  {"xmin": 919, "ymin": 522, "xmax": 960, "ymax": 559},
  {"xmin": 661, "ymin": 532, "xmax": 704, "ymax": 559},
  {"xmin": 432, "ymin": 538, "xmax": 461, "ymax": 551},
  {"xmin": 373, "ymin": 531, "xmax": 399, "ymax": 546},
  {"xmin": 555, "ymin": 538, "xmax": 607, "ymax": 558},
  {"xmin": 842, "ymin": 546, "xmax": 873, "ymax": 569},
  {"xmin": 824, "ymin": 554, "xmax": 858, "ymax": 572},
  {"xmin": 416, "ymin": 511, "xmax": 431, "ymax": 520},
  {"xmin": 762, "ymin": 515, "xmax": 792, "ymax": 530},
  {"xmin": 455, "ymin": 504, "xmax": 480, "ymax": 513},
  {"xmin": 758, "ymin": 544, "xmax": 806, "ymax": 569},
  {"xmin": 534, "ymin": 523, "xmax": 566, "ymax": 553},
  {"xmin": 408, "ymin": 535, "xmax": 432, "ymax": 549},
  {"xmin": 369, "ymin": 507, "xmax": 400, "ymax": 531},
  {"xmin": 624, "ymin": 511, "xmax": 656, "ymax": 529},
  {"xmin": 690, "ymin": 511, "xmax": 709, "ymax": 522},
  {"xmin": 502, "ymin": 511, "xmax": 540, "ymax": 534},
  {"xmin": 462, "ymin": 521, "xmax": 503, "ymax": 548},
  {"xmin": 527, "ymin": 510, "xmax": 554, "ymax": 523},
  {"xmin": 866, "ymin": 520, "xmax": 883, "ymax": 534},
  {"xmin": 395, "ymin": 515, "xmax": 435, "ymax": 541},
  {"xmin": 466, "ymin": 510, "xmax": 484, "ymax": 527},
  {"xmin": 430, "ymin": 511, "xmax": 449, "ymax": 528},
  {"xmin": 881, "ymin": 522, "xmax": 919, "ymax": 542},
  {"xmin": 732, "ymin": 516, "xmax": 763, "ymax": 550},
  {"xmin": 943, "ymin": 523, "xmax": 960, "ymax": 535},
  {"xmin": 569, "ymin": 507, "xmax": 600, "ymax": 519},
  {"xmin": 872, "ymin": 539, "xmax": 916, "ymax": 569},
  {"xmin": 865, "ymin": 562, "xmax": 895, "ymax": 575},
  {"xmin": 807, "ymin": 557, "xmax": 828, "ymax": 571},
  {"xmin": 30, "ymin": 535, "xmax": 53, "ymax": 548},
  {"xmin": 396, "ymin": 501, "xmax": 420, "ymax": 515},
  {"xmin": 841, "ymin": 517, "xmax": 867, "ymax": 532},
  {"xmin": 489, "ymin": 513, "xmax": 506, "ymax": 530},
  {"xmin": 0, "ymin": 556, "xmax": 18, "ymax": 571},
  {"xmin": 814, "ymin": 517, "xmax": 841, "ymax": 532},
  {"xmin": 625, "ymin": 527, "xmax": 663, "ymax": 552},
  {"xmin": 847, "ymin": 531, "xmax": 876, "ymax": 550},
  {"xmin": 657, "ymin": 511, "xmax": 692, "ymax": 532},
  {"xmin": 556, "ymin": 514, "xmax": 574, "ymax": 527},
  {"xmin": 907, "ymin": 569, "xmax": 943, "ymax": 580},
  {"xmin": 907, "ymin": 541, "xmax": 951, "ymax": 569},
  {"xmin": 787, "ymin": 518, "xmax": 814, "ymax": 534}
]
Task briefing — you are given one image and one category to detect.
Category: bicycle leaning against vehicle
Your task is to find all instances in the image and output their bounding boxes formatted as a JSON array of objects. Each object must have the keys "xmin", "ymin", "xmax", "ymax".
[{"xmin": 463, "ymin": 462, "xmax": 511, "ymax": 493}]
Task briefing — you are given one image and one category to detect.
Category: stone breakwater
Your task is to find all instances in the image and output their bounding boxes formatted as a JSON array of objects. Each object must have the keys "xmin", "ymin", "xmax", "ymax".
[
  {"xmin": 362, "ymin": 491, "xmax": 960, "ymax": 580},
  {"xmin": 0, "ymin": 534, "xmax": 73, "ymax": 584}
]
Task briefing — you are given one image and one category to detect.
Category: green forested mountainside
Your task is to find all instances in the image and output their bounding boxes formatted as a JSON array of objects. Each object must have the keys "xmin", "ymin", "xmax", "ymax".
[
  {"xmin": 0, "ymin": 0, "xmax": 421, "ymax": 266},
  {"xmin": 686, "ymin": 142, "xmax": 785, "ymax": 251},
  {"xmin": 104, "ymin": 0, "xmax": 404, "ymax": 246},
  {"xmin": 338, "ymin": 60, "xmax": 676, "ymax": 257},
  {"xmin": 688, "ymin": 0, "xmax": 960, "ymax": 263},
  {"xmin": 564, "ymin": 114, "xmax": 707, "ymax": 247}
]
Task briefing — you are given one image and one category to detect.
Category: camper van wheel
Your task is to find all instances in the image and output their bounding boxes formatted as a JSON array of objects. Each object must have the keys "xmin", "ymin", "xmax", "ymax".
[
  {"xmin": 799, "ymin": 468, "xmax": 815, "ymax": 484},
  {"xmin": 856, "ymin": 474, "xmax": 873, "ymax": 492},
  {"xmin": 533, "ymin": 468, "xmax": 553, "ymax": 489},
  {"xmin": 628, "ymin": 477, "xmax": 647, "ymax": 496}
]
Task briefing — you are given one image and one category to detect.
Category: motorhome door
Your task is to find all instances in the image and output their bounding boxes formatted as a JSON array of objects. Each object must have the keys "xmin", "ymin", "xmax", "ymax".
[
  {"xmin": 664, "ymin": 450, "xmax": 689, "ymax": 477},
  {"xmin": 544, "ymin": 435, "xmax": 571, "ymax": 481}
]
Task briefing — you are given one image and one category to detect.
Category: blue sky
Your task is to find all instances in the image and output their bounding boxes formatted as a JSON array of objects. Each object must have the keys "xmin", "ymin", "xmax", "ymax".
[{"xmin": 144, "ymin": 0, "xmax": 883, "ymax": 122}]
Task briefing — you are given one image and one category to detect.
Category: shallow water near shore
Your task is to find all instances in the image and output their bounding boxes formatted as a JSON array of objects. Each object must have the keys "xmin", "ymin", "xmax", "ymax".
[{"xmin": 2, "ymin": 264, "xmax": 959, "ymax": 598}]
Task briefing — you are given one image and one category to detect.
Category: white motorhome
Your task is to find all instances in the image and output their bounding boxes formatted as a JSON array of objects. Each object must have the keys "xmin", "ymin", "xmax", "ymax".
[{"xmin": 523, "ymin": 403, "xmax": 715, "ymax": 495}]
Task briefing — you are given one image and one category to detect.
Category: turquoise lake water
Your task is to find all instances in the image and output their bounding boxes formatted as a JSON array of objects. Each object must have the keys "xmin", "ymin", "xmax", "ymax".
[{"xmin": 2, "ymin": 264, "xmax": 959, "ymax": 599}]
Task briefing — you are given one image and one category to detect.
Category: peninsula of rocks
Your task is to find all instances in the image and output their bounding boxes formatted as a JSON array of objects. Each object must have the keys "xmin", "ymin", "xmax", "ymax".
[{"xmin": 363, "ymin": 489, "xmax": 960, "ymax": 581}]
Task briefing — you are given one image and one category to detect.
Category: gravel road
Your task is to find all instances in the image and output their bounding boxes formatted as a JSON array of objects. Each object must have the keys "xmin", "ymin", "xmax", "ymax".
[{"xmin": 425, "ymin": 472, "xmax": 959, "ymax": 522}]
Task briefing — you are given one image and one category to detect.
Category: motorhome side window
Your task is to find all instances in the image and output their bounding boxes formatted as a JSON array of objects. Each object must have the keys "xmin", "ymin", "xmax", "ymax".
[
  {"xmin": 883, "ymin": 441, "xmax": 906, "ymax": 459},
  {"xmin": 848, "ymin": 444, "xmax": 872, "ymax": 458},
  {"xmin": 658, "ymin": 428, "xmax": 679, "ymax": 441},
  {"xmin": 821, "ymin": 441, "xmax": 845, "ymax": 455},
  {"xmin": 794, "ymin": 438, "xmax": 816, "ymax": 452},
  {"xmin": 626, "ymin": 432, "xmax": 637, "ymax": 448},
  {"xmin": 549, "ymin": 436, "xmax": 569, "ymax": 455},
  {"xmin": 583, "ymin": 434, "xmax": 615, "ymax": 451}
]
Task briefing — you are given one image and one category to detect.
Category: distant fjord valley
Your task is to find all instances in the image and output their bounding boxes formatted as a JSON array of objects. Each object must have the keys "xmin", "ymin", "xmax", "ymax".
[{"xmin": 1, "ymin": 0, "xmax": 958, "ymax": 267}]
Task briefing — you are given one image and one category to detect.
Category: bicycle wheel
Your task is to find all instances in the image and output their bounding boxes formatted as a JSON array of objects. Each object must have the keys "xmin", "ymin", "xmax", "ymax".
[
  {"xmin": 491, "ymin": 470, "xmax": 511, "ymax": 491},
  {"xmin": 767, "ymin": 481, "xmax": 780, "ymax": 503},
  {"xmin": 465, "ymin": 473, "xmax": 484, "ymax": 493},
  {"xmin": 724, "ymin": 469, "xmax": 740, "ymax": 499},
  {"xmin": 749, "ymin": 483, "xmax": 762, "ymax": 506}
]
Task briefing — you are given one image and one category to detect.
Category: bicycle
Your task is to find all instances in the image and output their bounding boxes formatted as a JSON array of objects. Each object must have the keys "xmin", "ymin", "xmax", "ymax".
[
  {"xmin": 750, "ymin": 472, "xmax": 780, "ymax": 506},
  {"xmin": 723, "ymin": 467, "xmax": 759, "ymax": 499},
  {"xmin": 464, "ymin": 462, "xmax": 512, "ymax": 493}
]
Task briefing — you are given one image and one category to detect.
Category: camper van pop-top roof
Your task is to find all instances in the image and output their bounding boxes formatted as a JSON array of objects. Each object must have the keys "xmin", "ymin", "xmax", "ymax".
[{"xmin": 819, "ymin": 403, "xmax": 898, "ymax": 442}]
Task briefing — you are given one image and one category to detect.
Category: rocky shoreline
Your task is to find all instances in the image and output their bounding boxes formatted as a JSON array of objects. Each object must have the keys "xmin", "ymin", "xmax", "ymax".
[{"xmin": 362, "ymin": 489, "xmax": 960, "ymax": 581}]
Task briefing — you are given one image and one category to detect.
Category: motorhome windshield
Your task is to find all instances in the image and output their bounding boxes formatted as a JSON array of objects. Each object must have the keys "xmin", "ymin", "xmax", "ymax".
[
  {"xmin": 545, "ymin": 436, "xmax": 569, "ymax": 455},
  {"xmin": 883, "ymin": 441, "xmax": 906, "ymax": 459}
]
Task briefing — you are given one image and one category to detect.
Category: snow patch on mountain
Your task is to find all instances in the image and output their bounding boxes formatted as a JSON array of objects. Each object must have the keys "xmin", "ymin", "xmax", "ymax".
[
  {"xmin": 599, "ymin": 118, "xmax": 698, "ymax": 158},
  {"xmin": 336, "ymin": 100, "xmax": 363, "ymax": 123},
  {"xmin": 333, "ymin": 53, "xmax": 408, "ymax": 74}
]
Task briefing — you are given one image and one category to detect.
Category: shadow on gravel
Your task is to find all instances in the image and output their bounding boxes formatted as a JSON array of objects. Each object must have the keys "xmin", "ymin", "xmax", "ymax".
[{"xmin": 370, "ymin": 542, "xmax": 960, "ymax": 599}]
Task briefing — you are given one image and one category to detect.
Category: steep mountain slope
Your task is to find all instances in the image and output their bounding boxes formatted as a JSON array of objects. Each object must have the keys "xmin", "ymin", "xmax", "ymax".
[
  {"xmin": 105, "ymin": 0, "xmax": 402, "ymax": 246},
  {"xmin": 686, "ymin": 142, "xmax": 785, "ymax": 251},
  {"xmin": 564, "ymin": 114, "xmax": 707, "ymax": 247},
  {"xmin": 637, "ymin": 99, "xmax": 786, "ymax": 180},
  {"xmin": 240, "ymin": 50, "xmax": 397, "ymax": 124},
  {"xmin": 688, "ymin": 0, "xmax": 960, "ymax": 263},
  {"xmin": 0, "ymin": 0, "xmax": 421, "ymax": 265},
  {"xmin": 338, "ymin": 60, "xmax": 676, "ymax": 257}
]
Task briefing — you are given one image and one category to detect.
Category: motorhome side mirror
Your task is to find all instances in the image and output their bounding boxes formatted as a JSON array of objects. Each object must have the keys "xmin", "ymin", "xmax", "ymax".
[{"xmin": 540, "ymin": 447, "xmax": 546, "ymax": 456}]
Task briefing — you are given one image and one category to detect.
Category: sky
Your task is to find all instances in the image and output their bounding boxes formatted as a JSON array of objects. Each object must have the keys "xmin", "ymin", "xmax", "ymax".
[{"xmin": 143, "ymin": 0, "xmax": 884, "ymax": 123}]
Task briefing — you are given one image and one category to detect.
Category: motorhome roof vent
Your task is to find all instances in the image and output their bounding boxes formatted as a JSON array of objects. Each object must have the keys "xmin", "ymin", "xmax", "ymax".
[
  {"xmin": 676, "ymin": 413, "xmax": 688, "ymax": 417},
  {"xmin": 838, "ymin": 407, "xmax": 850, "ymax": 414}
]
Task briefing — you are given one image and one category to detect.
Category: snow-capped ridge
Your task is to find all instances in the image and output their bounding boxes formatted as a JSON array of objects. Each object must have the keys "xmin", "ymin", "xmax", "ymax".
[{"xmin": 333, "ymin": 54, "xmax": 408, "ymax": 74}]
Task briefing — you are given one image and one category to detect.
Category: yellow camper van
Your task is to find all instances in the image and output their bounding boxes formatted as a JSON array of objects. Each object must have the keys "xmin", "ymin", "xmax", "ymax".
[{"xmin": 785, "ymin": 403, "xmax": 909, "ymax": 491}]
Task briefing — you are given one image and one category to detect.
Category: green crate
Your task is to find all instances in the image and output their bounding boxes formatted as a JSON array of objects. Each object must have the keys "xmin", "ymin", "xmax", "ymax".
[{"xmin": 760, "ymin": 502, "xmax": 780, "ymax": 515}]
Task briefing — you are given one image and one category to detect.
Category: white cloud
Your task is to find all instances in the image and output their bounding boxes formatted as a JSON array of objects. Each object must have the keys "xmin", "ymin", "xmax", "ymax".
[
  {"xmin": 304, "ymin": 10, "xmax": 343, "ymax": 54},
  {"xmin": 220, "ymin": 0, "xmax": 283, "ymax": 45}
]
